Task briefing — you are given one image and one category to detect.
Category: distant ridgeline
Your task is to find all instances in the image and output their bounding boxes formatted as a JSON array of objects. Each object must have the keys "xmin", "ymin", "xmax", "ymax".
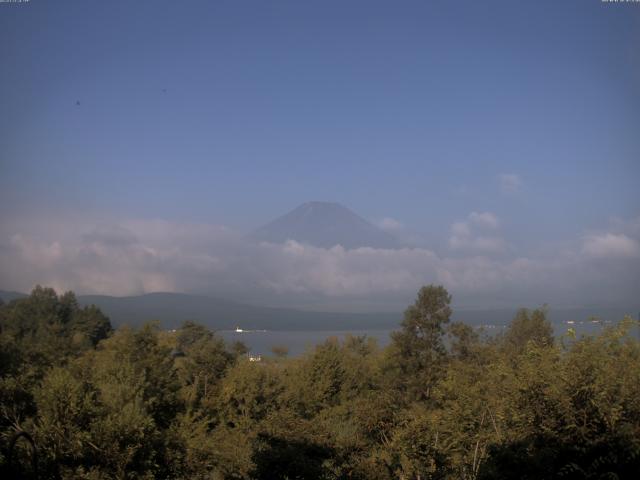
[
  {"xmin": 0, "ymin": 289, "xmax": 636, "ymax": 332},
  {"xmin": 1, "ymin": 285, "xmax": 639, "ymax": 479}
]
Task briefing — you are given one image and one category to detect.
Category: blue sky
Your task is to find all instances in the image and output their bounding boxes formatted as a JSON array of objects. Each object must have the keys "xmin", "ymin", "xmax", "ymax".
[{"xmin": 1, "ymin": 1, "xmax": 639, "ymax": 308}]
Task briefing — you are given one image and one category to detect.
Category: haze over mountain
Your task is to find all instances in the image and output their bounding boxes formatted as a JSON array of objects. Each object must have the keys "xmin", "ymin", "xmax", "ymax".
[{"xmin": 251, "ymin": 201, "xmax": 400, "ymax": 249}]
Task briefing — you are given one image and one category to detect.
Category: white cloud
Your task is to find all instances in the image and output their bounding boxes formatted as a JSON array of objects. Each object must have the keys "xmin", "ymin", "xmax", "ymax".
[
  {"xmin": 375, "ymin": 217, "xmax": 428, "ymax": 248},
  {"xmin": 10, "ymin": 234, "xmax": 63, "ymax": 268},
  {"xmin": 499, "ymin": 173, "xmax": 522, "ymax": 193},
  {"xmin": 1, "ymin": 221, "xmax": 235, "ymax": 297},
  {"xmin": 449, "ymin": 234, "xmax": 506, "ymax": 254},
  {"xmin": 1, "ymin": 214, "xmax": 639, "ymax": 308},
  {"xmin": 609, "ymin": 216, "xmax": 640, "ymax": 237},
  {"xmin": 582, "ymin": 233, "xmax": 640, "ymax": 259},
  {"xmin": 449, "ymin": 212, "xmax": 505, "ymax": 253},
  {"xmin": 451, "ymin": 221, "xmax": 471, "ymax": 237},
  {"xmin": 376, "ymin": 217, "xmax": 403, "ymax": 232},
  {"xmin": 469, "ymin": 211, "xmax": 499, "ymax": 229}
]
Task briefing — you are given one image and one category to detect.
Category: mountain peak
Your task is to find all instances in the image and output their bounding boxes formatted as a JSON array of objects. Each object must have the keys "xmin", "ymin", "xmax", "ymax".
[{"xmin": 251, "ymin": 202, "xmax": 399, "ymax": 249}]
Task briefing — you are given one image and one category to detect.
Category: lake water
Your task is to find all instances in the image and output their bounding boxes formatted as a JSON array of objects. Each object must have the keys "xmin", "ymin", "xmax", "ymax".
[{"xmin": 218, "ymin": 320, "xmax": 625, "ymax": 357}]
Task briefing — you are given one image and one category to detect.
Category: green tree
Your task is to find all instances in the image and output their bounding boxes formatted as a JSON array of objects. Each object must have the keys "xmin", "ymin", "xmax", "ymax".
[
  {"xmin": 447, "ymin": 321, "xmax": 480, "ymax": 361},
  {"xmin": 502, "ymin": 307, "xmax": 553, "ymax": 355},
  {"xmin": 387, "ymin": 285, "xmax": 452, "ymax": 401},
  {"xmin": 174, "ymin": 321, "xmax": 237, "ymax": 410}
]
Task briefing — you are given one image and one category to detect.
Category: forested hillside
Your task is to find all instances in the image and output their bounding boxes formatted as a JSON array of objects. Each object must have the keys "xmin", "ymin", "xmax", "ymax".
[{"xmin": 1, "ymin": 286, "xmax": 639, "ymax": 479}]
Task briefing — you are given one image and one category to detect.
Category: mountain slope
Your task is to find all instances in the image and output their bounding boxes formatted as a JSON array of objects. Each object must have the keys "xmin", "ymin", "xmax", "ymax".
[
  {"xmin": 0, "ymin": 290, "xmax": 28, "ymax": 303},
  {"xmin": 76, "ymin": 292, "xmax": 395, "ymax": 330},
  {"xmin": 251, "ymin": 201, "xmax": 399, "ymax": 249},
  {"xmin": 1, "ymin": 289, "xmax": 394, "ymax": 330},
  {"xmin": 2, "ymin": 290, "xmax": 636, "ymax": 333}
]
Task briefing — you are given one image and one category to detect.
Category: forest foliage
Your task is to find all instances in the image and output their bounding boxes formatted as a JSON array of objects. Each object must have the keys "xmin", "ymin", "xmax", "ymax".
[{"xmin": 1, "ymin": 285, "xmax": 639, "ymax": 479}]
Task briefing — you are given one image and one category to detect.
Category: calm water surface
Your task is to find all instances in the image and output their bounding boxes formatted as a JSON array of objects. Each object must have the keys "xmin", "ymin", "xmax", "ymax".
[{"xmin": 218, "ymin": 320, "xmax": 619, "ymax": 357}]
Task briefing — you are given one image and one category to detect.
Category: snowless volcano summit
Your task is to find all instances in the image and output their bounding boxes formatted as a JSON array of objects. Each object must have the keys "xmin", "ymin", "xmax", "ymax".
[{"xmin": 251, "ymin": 201, "xmax": 399, "ymax": 249}]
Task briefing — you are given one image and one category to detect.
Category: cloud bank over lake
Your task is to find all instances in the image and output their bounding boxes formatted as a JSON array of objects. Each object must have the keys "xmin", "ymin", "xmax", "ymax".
[{"xmin": 2, "ymin": 214, "xmax": 638, "ymax": 310}]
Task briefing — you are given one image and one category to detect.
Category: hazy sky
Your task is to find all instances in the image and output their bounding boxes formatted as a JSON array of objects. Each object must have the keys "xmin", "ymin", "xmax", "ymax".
[{"xmin": 1, "ymin": 1, "xmax": 639, "ymax": 309}]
